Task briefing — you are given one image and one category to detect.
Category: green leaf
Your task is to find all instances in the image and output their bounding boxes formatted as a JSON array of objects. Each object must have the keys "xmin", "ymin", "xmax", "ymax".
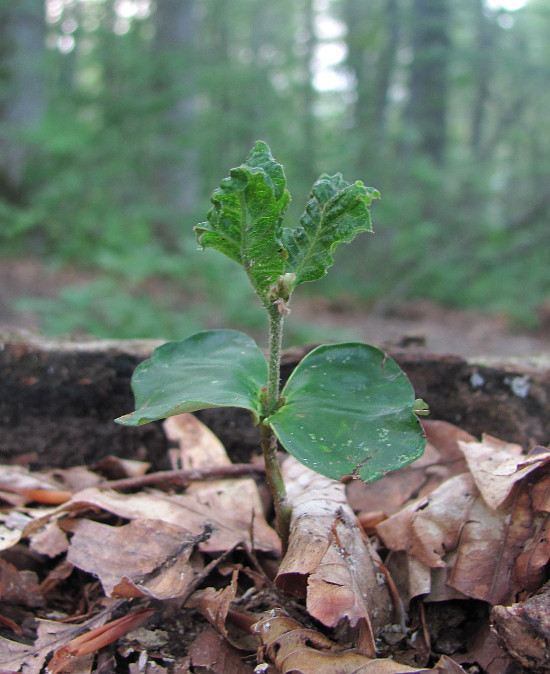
[
  {"xmin": 282, "ymin": 174, "xmax": 379, "ymax": 286},
  {"xmin": 195, "ymin": 141, "xmax": 290, "ymax": 304},
  {"xmin": 115, "ymin": 329, "xmax": 268, "ymax": 426},
  {"xmin": 267, "ymin": 343, "xmax": 425, "ymax": 482}
]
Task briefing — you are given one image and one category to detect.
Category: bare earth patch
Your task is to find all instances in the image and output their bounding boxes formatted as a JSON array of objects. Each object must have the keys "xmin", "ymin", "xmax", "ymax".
[{"xmin": 1, "ymin": 256, "xmax": 548, "ymax": 357}]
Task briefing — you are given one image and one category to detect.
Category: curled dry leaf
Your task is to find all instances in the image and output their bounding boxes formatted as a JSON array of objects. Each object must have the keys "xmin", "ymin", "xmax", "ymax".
[
  {"xmin": 189, "ymin": 625, "xmax": 255, "ymax": 674},
  {"xmin": 0, "ymin": 558, "xmax": 43, "ymax": 607},
  {"xmin": 458, "ymin": 435, "xmax": 550, "ymax": 509},
  {"xmin": 93, "ymin": 456, "xmax": 151, "ymax": 480},
  {"xmin": 163, "ymin": 413, "xmax": 229, "ymax": 473},
  {"xmin": 377, "ymin": 436, "xmax": 550, "ymax": 605},
  {"xmin": 492, "ymin": 582, "xmax": 550, "ymax": 672},
  {"xmin": 377, "ymin": 474, "xmax": 476, "ymax": 570},
  {"xmin": 275, "ymin": 457, "xmax": 392, "ymax": 654},
  {"xmin": 163, "ymin": 414, "xmax": 280, "ymax": 554},
  {"xmin": 187, "ymin": 568, "xmax": 239, "ymax": 640},
  {"xmin": 65, "ymin": 518, "xmax": 201, "ymax": 600},
  {"xmin": 0, "ymin": 466, "xmax": 72, "ymax": 508},
  {"xmin": 252, "ymin": 609, "xmax": 466, "ymax": 673}
]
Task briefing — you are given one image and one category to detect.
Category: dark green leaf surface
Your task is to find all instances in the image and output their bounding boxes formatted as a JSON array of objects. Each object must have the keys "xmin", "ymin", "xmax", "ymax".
[
  {"xmin": 116, "ymin": 330, "xmax": 268, "ymax": 426},
  {"xmin": 267, "ymin": 343, "xmax": 425, "ymax": 482},
  {"xmin": 195, "ymin": 141, "xmax": 290, "ymax": 304},
  {"xmin": 282, "ymin": 174, "xmax": 379, "ymax": 286}
]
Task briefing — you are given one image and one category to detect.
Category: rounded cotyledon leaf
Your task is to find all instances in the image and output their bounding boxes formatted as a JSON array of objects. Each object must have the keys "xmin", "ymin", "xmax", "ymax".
[
  {"xmin": 267, "ymin": 343, "xmax": 426, "ymax": 483},
  {"xmin": 115, "ymin": 329, "xmax": 268, "ymax": 426}
]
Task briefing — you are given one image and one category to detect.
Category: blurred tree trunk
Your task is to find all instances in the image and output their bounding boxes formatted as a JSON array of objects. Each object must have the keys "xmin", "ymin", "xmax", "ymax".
[
  {"xmin": 0, "ymin": 0, "xmax": 45, "ymax": 202},
  {"xmin": 405, "ymin": 0, "xmax": 450, "ymax": 166},
  {"xmin": 299, "ymin": 0, "xmax": 317, "ymax": 185},
  {"xmin": 470, "ymin": 0, "xmax": 494, "ymax": 156},
  {"xmin": 153, "ymin": 0, "xmax": 199, "ymax": 217},
  {"xmin": 343, "ymin": 0, "xmax": 400, "ymax": 179},
  {"xmin": 206, "ymin": 0, "xmax": 232, "ymax": 171},
  {"xmin": 372, "ymin": 0, "xmax": 399, "ymax": 149}
]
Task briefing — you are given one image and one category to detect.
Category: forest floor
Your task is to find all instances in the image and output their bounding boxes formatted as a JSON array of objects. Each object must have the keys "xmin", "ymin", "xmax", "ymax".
[
  {"xmin": 2, "ymin": 257, "xmax": 550, "ymax": 673},
  {"xmin": 1, "ymin": 256, "xmax": 549, "ymax": 357}
]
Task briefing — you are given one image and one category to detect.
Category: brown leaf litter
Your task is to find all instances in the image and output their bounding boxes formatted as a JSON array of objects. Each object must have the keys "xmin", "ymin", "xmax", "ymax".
[{"xmin": 0, "ymin": 415, "xmax": 550, "ymax": 672}]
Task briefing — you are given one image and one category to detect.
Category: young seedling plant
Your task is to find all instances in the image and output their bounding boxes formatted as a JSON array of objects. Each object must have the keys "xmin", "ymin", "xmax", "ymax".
[{"xmin": 116, "ymin": 141, "xmax": 428, "ymax": 550}]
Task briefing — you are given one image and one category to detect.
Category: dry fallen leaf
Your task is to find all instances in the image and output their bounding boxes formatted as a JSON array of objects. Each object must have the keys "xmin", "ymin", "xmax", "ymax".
[
  {"xmin": 377, "ymin": 436, "xmax": 550, "ymax": 605},
  {"xmin": 383, "ymin": 472, "xmax": 476, "ymax": 570},
  {"xmin": 92, "ymin": 455, "xmax": 151, "ymax": 480},
  {"xmin": 65, "ymin": 518, "xmax": 202, "ymax": 600},
  {"xmin": 458, "ymin": 620, "xmax": 515, "ymax": 674},
  {"xmin": 189, "ymin": 625, "xmax": 255, "ymax": 673},
  {"xmin": 187, "ymin": 568, "xmax": 239, "ymax": 639},
  {"xmin": 491, "ymin": 581, "xmax": 550, "ymax": 672},
  {"xmin": 253, "ymin": 609, "xmax": 466, "ymax": 673},
  {"xmin": 458, "ymin": 435, "xmax": 550, "ymax": 509},
  {"xmin": 18, "ymin": 416, "xmax": 280, "ymax": 558},
  {"xmin": 0, "ymin": 605, "xmax": 114, "ymax": 674},
  {"xmin": 447, "ymin": 488, "xmax": 534, "ymax": 603},
  {"xmin": 21, "ymin": 480, "xmax": 280, "ymax": 556},
  {"xmin": 28, "ymin": 520, "xmax": 69, "ymax": 557},
  {"xmin": 163, "ymin": 414, "xmax": 281, "ymax": 556},
  {"xmin": 0, "ymin": 558, "xmax": 43, "ymax": 608},
  {"xmin": 276, "ymin": 457, "xmax": 392, "ymax": 655}
]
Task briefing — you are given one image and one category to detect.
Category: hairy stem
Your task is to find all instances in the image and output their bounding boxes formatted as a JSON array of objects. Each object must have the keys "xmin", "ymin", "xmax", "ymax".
[
  {"xmin": 260, "ymin": 421, "xmax": 291, "ymax": 552},
  {"xmin": 266, "ymin": 304, "xmax": 284, "ymax": 415},
  {"xmin": 261, "ymin": 303, "xmax": 291, "ymax": 552}
]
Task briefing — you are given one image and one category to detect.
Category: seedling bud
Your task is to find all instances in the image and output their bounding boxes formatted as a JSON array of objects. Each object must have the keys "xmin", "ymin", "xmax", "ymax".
[
  {"xmin": 268, "ymin": 272, "xmax": 296, "ymax": 305},
  {"xmin": 277, "ymin": 272, "xmax": 296, "ymax": 298},
  {"xmin": 413, "ymin": 399, "xmax": 430, "ymax": 416}
]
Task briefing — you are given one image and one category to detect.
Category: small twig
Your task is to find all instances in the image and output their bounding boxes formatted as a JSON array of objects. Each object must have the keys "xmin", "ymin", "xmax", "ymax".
[
  {"xmin": 101, "ymin": 464, "xmax": 265, "ymax": 492},
  {"xmin": 179, "ymin": 542, "xmax": 243, "ymax": 606}
]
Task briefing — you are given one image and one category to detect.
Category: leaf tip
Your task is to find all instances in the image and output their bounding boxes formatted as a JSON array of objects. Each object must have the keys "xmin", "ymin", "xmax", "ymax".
[{"xmin": 114, "ymin": 413, "xmax": 133, "ymax": 426}]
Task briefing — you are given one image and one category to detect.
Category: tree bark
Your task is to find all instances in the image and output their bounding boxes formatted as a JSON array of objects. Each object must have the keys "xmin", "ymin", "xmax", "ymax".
[
  {"xmin": 344, "ymin": 0, "xmax": 400, "ymax": 177},
  {"xmin": 300, "ymin": 0, "xmax": 317, "ymax": 186},
  {"xmin": 153, "ymin": 0, "xmax": 199, "ymax": 216},
  {"xmin": 405, "ymin": 0, "xmax": 450, "ymax": 166},
  {"xmin": 0, "ymin": 0, "xmax": 45, "ymax": 201},
  {"xmin": 470, "ymin": 0, "xmax": 493, "ymax": 155}
]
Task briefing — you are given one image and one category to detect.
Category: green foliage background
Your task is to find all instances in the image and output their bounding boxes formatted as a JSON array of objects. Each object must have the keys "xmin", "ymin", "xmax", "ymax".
[{"xmin": 1, "ymin": 0, "xmax": 549, "ymax": 339}]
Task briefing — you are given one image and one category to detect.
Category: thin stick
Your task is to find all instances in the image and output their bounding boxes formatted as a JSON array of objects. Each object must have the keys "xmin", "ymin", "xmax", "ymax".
[{"xmin": 102, "ymin": 464, "xmax": 265, "ymax": 492}]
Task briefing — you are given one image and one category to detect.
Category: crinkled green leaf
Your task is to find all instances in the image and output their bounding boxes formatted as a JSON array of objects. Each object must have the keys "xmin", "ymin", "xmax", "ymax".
[
  {"xmin": 115, "ymin": 330, "xmax": 268, "ymax": 426},
  {"xmin": 267, "ymin": 343, "xmax": 425, "ymax": 482},
  {"xmin": 282, "ymin": 174, "xmax": 379, "ymax": 286},
  {"xmin": 195, "ymin": 141, "xmax": 290, "ymax": 304}
]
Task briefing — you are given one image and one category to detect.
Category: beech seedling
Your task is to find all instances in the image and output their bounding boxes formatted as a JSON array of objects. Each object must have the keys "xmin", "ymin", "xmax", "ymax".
[{"xmin": 116, "ymin": 141, "xmax": 427, "ymax": 547}]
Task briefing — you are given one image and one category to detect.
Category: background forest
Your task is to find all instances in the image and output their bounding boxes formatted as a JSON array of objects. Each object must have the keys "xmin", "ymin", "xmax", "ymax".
[{"xmin": 1, "ymin": 0, "xmax": 549, "ymax": 341}]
